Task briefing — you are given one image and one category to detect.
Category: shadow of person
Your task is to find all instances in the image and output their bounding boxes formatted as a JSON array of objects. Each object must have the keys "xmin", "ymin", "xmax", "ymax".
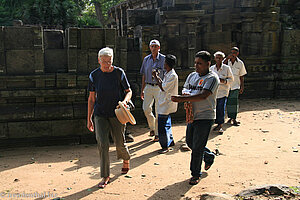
[
  {"xmin": 34, "ymin": 184, "xmax": 100, "ymax": 200},
  {"xmin": 220, "ymin": 123, "xmax": 231, "ymax": 132},
  {"xmin": 63, "ymin": 138, "xmax": 154, "ymax": 175},
  {"xmin": 147, "ymin": 172, "xmax": 208, "ymax": 200},
  {"xmin": 54, "ymin": 140, "xmax": 162, "ymax": 200},
  {"xmin": 147, "ymin": 179, "xmax": 192, "ymax": 200},
  {"xmin": 108, "ymin": 145, "xmax": 159, "ymax": 177},
  {"xmin": 146, "ymin": 174, "xmax": 203, "ymax": 200},
  {"xmin": 127, "ymin": 138, "xmax": 153, "ymax": 152},
  {"xmin": 73, "ymin": 138, "xmax": 159, "ymax": 180},
  {"xmin": 126, "ymin": 125, "xmax": 151, "ymax": 137}
]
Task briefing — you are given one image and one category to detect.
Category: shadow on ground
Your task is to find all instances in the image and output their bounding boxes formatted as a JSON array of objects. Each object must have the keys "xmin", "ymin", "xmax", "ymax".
[{"xmin": 147, "ymin": 173, "xmax": 208, "ymax": 200}]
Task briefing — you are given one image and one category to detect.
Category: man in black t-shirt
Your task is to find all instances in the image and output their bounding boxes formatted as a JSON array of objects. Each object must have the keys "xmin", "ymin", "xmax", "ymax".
[{"xmin": 87, "ymin": 47, "xmax": 132, "ymax": 188}]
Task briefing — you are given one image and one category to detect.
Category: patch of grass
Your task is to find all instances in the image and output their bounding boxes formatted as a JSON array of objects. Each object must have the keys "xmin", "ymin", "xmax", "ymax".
[{"xmin": 289, "ymin": 186, "xmax": 300, "ymax": 194}]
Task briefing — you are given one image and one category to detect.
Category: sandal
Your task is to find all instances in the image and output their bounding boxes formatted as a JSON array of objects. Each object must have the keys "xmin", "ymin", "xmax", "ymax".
[
  {"xmin": 232, "ymin": 121, "xmax": 240, "ymax": 126},
  {"xmin": 218, "ymin": 128, "xmax": 224, "ymax": 134},
  {"xmin": 153, "ymin": 135, "xmax": 159, "ymax": 142},
  {"xmin": 226, "ymin": 119, "xmax": 232, "ymax": 124},
  {"xmin": 181, "ymin": 143, "xmax": 191, "ymax": 151},
  {"xmin": 189, "ymin": 176, "xmax": 200, "ymax": 185},
  {"xmin": 121, "ymin": 160, "xmax": 130, "ymax": 174},
  {"xmin": 98, "ymin": 177, "xmax": 110, "ymax": 188},
  {"xmin": 158, "ymin": 148, "xmax": 169, "ymax": 154},
  {"xmin": 204, "ymin": 163, "xmax": 211, "ymax": 171},
  {"xmin": 213, "ymin": 126, "xmax": 219, "ymax": 131},
  {"xmin": 149, "ymin": 130, "xmax": 155, "ymax": 136}
]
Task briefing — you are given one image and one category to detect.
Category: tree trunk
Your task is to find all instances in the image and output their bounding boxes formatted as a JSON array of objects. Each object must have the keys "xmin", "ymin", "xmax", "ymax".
[{"xmin": 94, "ymin": 2, "xmax": 106, "ymax": 27}]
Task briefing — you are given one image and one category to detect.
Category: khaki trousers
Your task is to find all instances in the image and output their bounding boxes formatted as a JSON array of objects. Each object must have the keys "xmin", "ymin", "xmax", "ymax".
[
  {"xmin": 94, "ymin": 115, "xmax": 130, "ymax": 178},
  {"xmin": 142, "ymin": 84, "xmax": 160, "ymax": 135}
]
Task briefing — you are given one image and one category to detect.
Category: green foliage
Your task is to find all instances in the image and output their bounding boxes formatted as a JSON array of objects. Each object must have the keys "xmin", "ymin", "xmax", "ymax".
[
  {"xmin": 0, "ymin": 0, "xmax": 85, "ymax": 27},
  {"xmin": 77, "ymin": 5, "xmax": 101, "ymax": 27},
  {"xmin": 94, "ymin": 0, "xmax": 125, "ymax": 18},
  {"xmin": 21, "ymin": 0, "xmax": 84, "ymax": 28},
  {"xmin": 91, "ymin": 0, "xmax": 126, "ymax": 26},
  {"xmin": 0, "ymin": 0, "xmax": 125, "ymax": 27},
  {"xmin": 0, "ymin": 5, "xmax": 13, "ymax": 26}
]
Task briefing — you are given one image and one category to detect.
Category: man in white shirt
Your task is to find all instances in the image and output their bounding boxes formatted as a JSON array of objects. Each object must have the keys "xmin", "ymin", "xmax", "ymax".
[
  {"xmin": 210, "ymin": 51, "xmax": 234, "ymax": 134},
  {"xmin": 152, "ymin": 54, "xmax": 178, "ymax": 154},
  {"xmin": 223, "ymin": 47, "xmax": 247, "ymax": 126}
]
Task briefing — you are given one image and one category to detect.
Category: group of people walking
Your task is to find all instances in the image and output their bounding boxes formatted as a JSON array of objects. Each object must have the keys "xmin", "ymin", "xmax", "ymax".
[{"xmin": 86, "ymin": 39, "xmax": 247, "ymax": 188}]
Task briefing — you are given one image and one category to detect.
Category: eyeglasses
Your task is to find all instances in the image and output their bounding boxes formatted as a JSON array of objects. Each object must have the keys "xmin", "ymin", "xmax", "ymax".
[{"xmin": 100, "ymin": 59, "xmax": 112, "ymax": 65}]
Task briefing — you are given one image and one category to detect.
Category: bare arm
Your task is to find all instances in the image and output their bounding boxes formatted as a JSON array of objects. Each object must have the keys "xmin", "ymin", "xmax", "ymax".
[
  {"xmin": 87, "ymin": 91, "xmax": 96, "ymax": 132},
  {"xmin": 239, "ymin": 76, "xmax": 244, "ymax": 94},
  {"xmin": 123, "ymin": 88, "xmax": 132, "ymax": 104},
  {"xmin": 171, "ymin": 89, "xmax": 212, "ymax": 103},
  {"xmin": 140, "ymin": 75, "xmax": 145, "ymax": 100}
]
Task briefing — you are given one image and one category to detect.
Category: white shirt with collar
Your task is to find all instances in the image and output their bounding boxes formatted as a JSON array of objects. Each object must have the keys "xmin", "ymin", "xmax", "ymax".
[
  {"xmin": 157, "ymin": 68, "xmax": 178, "ymax": 115},
  {"xmin": 210, "ymin": 64, "xmax": 234, "ymax": 98},
  {"xmin": 227, "ymin": 57, "xmax": 247, "ymax": 90}
]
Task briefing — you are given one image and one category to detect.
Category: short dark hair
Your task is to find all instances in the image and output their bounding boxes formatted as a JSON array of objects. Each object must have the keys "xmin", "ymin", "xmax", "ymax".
[
  {"xmin": 195, "ymin": 51, "xmax": 211, "ymax": 62},
  {"xmin": 231, "ymin": 47, "xmax": 239, "ymax": 52},
  {"xmin": 165, "ymin": 54, "xmax": 176, "ymax": 68}
]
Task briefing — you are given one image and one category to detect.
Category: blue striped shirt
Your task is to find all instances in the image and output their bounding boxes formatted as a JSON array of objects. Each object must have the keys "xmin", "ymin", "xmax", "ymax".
[{"xmin": 140, "ymin": 53, "xmax": 165, "ymax": 84}]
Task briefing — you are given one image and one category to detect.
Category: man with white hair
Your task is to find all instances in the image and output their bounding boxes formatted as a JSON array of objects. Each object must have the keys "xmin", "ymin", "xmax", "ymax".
[
  {"xmin": 140, "ymin": 39, "xmax": 165, "ymax": 141},
  {"xmin": 87, "ymin": 47, "xmax": 132, "ymax": 188},
  {"xmin": 210, "ymin": 51, "xmax": 234, "ymax": 134}
]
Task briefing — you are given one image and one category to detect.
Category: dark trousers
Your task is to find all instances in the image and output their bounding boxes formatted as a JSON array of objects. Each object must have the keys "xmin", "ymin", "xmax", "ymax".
[
  {"xmin": 216, "ymin": 97, "xmax": 227, "ymax": 125},
  {"xmin": 158, "ymin": 114, "xmax": 174, "ymax": 149},
  {"xmin": 203, "ymin": 147, "xmax": 215, "ymax": 166},
  {"xmin": 186, "ymin": 119, "xmax": 214, "ymax": 178},
  {"xmin": 227, "ymin": 89, "xmax": 239, "ymax": 119}
]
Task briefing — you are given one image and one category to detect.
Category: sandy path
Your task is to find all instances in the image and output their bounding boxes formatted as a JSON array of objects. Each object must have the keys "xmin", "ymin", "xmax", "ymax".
[{"xmin": 0, "ymin": 99, "xmax": 299, "ymax": 200}]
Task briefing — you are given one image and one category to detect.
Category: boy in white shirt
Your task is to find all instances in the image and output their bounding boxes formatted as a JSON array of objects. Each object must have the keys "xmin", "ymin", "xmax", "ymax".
[{"xmin": 152, "ymin": 54, "xmax": 178, "ymax": 154}]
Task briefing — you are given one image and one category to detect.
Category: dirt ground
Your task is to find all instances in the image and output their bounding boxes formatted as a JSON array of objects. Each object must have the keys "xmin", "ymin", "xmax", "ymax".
[{"xmin": 0, "ymin": 99, "xmax": 299, "ymax": 200}]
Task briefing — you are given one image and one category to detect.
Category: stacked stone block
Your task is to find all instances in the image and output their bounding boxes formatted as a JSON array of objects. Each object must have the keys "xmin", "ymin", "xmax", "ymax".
[
  {"xmin": 1, "ymin": 0, "xmax": 300, "ymax": 147},
  {"xmin": 275, "ymin": 29, "xmax": 300, "ymax": 97},
  {"xmin": 109, "ymin": 0, "xmax": 300, "ymax": 100},
  {"xmin": 0, "ymin": 27, "xmax": 117, "ymax": 147}
]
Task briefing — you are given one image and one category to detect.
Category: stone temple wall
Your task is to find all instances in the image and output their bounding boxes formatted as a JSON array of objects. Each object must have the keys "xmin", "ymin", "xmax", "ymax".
[
  {"xmin": 1, "ymin": 0, "xmax": 300, "ymax": 147},
  {"xmin": 0, "ymin": 27, "xmax": 123, "ymax": 147},
  {"xmin": 109, "ymin": 0, "xmax": 300, "ymax": 99}
]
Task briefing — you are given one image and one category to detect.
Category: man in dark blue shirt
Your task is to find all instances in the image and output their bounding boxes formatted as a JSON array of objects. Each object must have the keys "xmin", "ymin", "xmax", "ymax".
[{"xmin": 87, "ymin": 47, "xmax": 132, "ymax": 188}]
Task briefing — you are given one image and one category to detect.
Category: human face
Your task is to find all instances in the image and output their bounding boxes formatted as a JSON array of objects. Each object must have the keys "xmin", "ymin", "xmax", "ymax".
[
  {"xmin": 194, "ymin": 57, "xmax": 210, "ymax": 75},
  {"xmin": 230, "ymin": 50, "xmax": 239, "ymax": 59},
  {"xmin": 150, "ymin": 44, "xmax": 160, "ymax": 55},
  {"xmin": 99, "ymin": 55, "xmax": 113, "ymax": 72},
  {"xmin": 214, "ymin": 55, "xmax": 224, "ymax": 66},
  {"xmin": 164, "ymin": 62, "xmax": 171, "ymax": 72}
]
